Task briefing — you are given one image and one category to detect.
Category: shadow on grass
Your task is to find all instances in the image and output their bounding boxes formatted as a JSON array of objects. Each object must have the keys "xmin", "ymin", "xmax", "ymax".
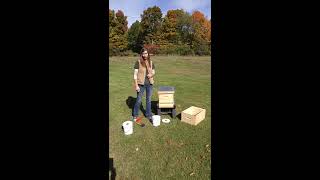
[
  {"xmin": 126, "ymin": 96, "xmax": 158, "ymax": 117},
  {"xmin": 109, "ymin": 158, "xmax": 116, "ymax": 180},
  {"xmin": 176, "ymin": 113, "xmax": 181, "ymax": 120}
]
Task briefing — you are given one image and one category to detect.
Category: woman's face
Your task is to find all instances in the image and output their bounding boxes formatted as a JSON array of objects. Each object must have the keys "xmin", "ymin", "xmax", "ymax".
[{"xmin": 142, "ymin": 50, "xmax": 148, "ymax": 59}]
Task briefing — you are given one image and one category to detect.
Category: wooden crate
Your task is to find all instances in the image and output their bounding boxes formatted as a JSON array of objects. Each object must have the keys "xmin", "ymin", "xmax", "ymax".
[
  {"xmin": 158, "ymin": 86, "xmax": 175, "ymax": 108},
  {"xmin": 181, "ymin": 106, "xmax": 206, "ymax": 125},
  {"xmin": 158, "ymin": 103, "xmax": 174, "ymax": 108},
  {"xmin": 159, "ymin": 93, "xmax": 174, "ymax": 104}
]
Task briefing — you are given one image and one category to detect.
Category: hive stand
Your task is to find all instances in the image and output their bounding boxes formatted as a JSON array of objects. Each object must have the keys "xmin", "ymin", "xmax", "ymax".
[{"xmin": 157, "ymin": 103, "xmax": 176, "ymax": 118}]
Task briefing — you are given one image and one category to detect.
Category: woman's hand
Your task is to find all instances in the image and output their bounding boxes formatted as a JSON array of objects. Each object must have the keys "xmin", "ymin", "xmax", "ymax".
[
  {"xmin": 135, "ymin": 85, "xmax": 140, "ymax": 92},
  {"xmin": 147, "ymin": 73, "xmax": 153, "ymax": 79}
]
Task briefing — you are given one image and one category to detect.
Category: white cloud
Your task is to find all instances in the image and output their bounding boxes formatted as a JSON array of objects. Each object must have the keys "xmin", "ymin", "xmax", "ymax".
[{"xmin": 171, "ymin": 0, "xmax": 211, "ymax": 12}]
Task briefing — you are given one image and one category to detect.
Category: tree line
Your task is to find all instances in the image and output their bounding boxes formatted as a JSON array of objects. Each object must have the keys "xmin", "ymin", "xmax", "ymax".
[{"xmin": 109, "ymin": 6, "xmax": 211, "ymax": 56}]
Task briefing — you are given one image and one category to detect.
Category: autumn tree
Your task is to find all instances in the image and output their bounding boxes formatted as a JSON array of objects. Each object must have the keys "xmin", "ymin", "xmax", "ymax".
[
  {"xmin": 109, "ymin": 9, "xmax": 128, "ymax": 55},
  {"xmin": 109, "ymin": 10, "xmax": 116, "ymax": 54},
  {"xmin": 109, "ymin": 10, "xmax": 117, "ymax": 33},
  {"xmin": 127, "ymin": 20, "xmax": 141, "ymax": 53},
  {"xmin": 191, "ymin": 10, "xmax": 211, "ymax": 55},
  {"xmin": 109, "ymin": 7, "xmax": 211, "ymax": 56},
  {"xmin": 160, "ymin": 9, "xmax": 184, "ymax": 45},
  {"xmin": 176, "ymin": 11, "xmax": 194, "ymax": 46},
  {"xmin": 139, "ymin": 6, "xmax": 163, "ymax": 45}
]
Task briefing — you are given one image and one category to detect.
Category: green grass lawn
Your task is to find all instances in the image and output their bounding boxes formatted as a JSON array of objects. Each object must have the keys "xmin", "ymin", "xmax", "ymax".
[{"xmin": 109, "ymin": 56, "xmax": 211, "ymax": 179}]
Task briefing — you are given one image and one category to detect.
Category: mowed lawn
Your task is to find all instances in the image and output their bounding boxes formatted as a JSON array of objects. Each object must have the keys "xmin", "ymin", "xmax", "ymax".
[{"xmin": 109, "ymin": 56, "xmax": 211, "ymax": 179}]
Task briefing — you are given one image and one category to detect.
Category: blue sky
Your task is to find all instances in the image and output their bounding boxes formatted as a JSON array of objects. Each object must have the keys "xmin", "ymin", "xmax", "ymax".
[{"xmin": 109, "ymin": 0, "xmax": 211, "ymax": 27}]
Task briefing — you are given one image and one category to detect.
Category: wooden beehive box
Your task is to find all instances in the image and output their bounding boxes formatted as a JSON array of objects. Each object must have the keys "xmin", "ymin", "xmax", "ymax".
[
  {"xmin": 158, "ymin": 86, "xmax": 175, "ymax": 108},
  {"xmin": 181, "ymin": 106, "xmax": 206, "ymax": 125}
]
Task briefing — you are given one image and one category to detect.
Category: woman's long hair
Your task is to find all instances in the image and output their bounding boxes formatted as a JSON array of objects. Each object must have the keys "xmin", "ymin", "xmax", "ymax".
[{"xmin": 140, "ymin": 48, "xmax": 151, "ymax": 69}]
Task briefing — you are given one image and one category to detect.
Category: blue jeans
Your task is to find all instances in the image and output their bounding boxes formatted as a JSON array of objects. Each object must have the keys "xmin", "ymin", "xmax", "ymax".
[{"xmin": 133, "ymin": 84, "xmax": 153, "ymax": 118}]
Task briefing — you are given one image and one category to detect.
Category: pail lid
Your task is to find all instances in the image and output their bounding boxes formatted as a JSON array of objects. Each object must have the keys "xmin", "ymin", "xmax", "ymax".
[{"xmin": 162, "ymin": 119, "xmax": 170, "ymax": 123}]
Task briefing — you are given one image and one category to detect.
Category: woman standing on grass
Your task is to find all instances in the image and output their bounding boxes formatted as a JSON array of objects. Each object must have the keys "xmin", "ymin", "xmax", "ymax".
[{"xmin": 132, "ymin": 48, "xmax": 155, "ymax": 126}]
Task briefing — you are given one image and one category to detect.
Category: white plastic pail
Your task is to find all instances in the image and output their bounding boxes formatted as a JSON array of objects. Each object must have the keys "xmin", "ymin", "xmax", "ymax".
[
  {"xmin": 122, "ymin": 121, "xmax": 133, "ymax": 135},
  {"xmin": 152, "ymin": 115, "xmax": 161, "ymax": 127}
]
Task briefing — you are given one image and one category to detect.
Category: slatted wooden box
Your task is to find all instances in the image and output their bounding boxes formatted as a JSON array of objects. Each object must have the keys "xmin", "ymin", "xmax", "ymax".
[
  {"xmin": 158, "ymin": 86, "xmax": 175, "ymax": 108},
  {"xmin": 181, "ymin": 106, "xmax": 206, "ymax": 125}
]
